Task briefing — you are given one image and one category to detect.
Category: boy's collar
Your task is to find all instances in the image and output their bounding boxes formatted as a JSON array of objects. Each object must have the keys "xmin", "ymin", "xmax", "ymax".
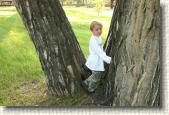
[{"xmin": 92, "ymin": 34, "xmax": 101, "ymax": 38}]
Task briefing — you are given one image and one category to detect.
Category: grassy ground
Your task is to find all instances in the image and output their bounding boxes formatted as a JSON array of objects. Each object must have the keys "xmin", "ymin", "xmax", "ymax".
[{"xmin": 0, "ymin": 6, "xmax": 113, "ymax": 106}]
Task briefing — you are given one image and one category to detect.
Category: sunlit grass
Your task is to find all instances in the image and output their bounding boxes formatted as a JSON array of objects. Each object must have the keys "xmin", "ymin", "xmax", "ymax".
[
  {"xmin": 0, "ymin": 6, "xmax": 113, "ymax": 105},
  {"xmin": 0, "ymin": 10, "xmax": 44, "ymax": 105}
]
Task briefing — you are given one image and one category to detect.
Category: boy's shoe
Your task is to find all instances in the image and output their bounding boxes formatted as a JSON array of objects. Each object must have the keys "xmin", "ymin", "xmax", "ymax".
[
  {"xmin": 88, "ymin": 88, "xmax": 95, "ymax": 93},
  {"xmin": 81, "ymin": 81, "xmax": 96, "ymax": 93},
  {"xmin": 81, "ymin": 81, "xmax": 89, "ymax": 91},
  {"xmin": 88, "ymin": 82, "xmax": 97, "ymax": 93}
]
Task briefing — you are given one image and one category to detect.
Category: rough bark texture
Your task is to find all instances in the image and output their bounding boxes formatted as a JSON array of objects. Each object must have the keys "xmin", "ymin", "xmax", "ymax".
[
  {"xmin": 14, "ymin": 0, "xmax": 87, "ymax": 96},
  {"xmin": 106, "ymin": 0, "xmax": 160, "ymax": 106}
]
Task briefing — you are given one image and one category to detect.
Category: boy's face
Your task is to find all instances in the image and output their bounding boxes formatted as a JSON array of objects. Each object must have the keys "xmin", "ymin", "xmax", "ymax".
[{"xmin": 92, "ymin": 25, "xmax": 102, "ymax": 37}]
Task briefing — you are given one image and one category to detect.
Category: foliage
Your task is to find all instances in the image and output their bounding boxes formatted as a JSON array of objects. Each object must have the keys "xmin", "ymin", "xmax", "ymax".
[{"xmin": 94, "ymin": 0, "xmax": 105, "ymax": 16}]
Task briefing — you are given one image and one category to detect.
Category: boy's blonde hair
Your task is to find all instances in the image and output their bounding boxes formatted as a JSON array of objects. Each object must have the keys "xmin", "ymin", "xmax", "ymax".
[{"xmin": 90, "ymin": 21, "xmax": 103, "ymax": 31}]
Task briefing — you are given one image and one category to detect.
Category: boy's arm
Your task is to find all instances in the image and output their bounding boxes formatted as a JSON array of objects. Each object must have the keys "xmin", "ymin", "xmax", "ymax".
[{"xmin": 91, "ymin": 39, "xmax": 111, "ymax": 64}]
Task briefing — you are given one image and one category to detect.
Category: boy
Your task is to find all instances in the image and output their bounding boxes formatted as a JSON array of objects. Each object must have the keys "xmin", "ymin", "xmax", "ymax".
[{"xmin": 83, "ymin": 21, "xmax": 112, "ymax": 92}]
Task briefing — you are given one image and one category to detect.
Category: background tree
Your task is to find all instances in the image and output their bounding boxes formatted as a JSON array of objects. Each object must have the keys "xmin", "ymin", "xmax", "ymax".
[
  {"xmin": 94, "ymin": 0, "xmax": 104, "ymax": 16},
  {"xmin": 110, "ymin": 0, "xmax": 115, "ymax": 8},
  {"xmin": 59, "ymin": 0, "xmax": 66, "ymax": 5}
]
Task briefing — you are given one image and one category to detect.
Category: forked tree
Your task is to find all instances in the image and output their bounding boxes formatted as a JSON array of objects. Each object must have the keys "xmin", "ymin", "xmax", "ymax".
[{"xmin": 14, "ymin": 0, "xmax": 160, "ymax": 106}]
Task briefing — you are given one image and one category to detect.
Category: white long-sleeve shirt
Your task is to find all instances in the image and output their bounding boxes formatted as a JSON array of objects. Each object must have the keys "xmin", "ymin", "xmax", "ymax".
[{"xmin": 85, "ymin": 35, "xmax": 111, "ymax": 71}]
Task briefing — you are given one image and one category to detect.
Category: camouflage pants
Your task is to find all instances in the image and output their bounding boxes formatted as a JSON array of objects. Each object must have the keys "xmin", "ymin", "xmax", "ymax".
[{"xmin": 83, "ymin": 71, "xmax": 102, "ymax": 92}]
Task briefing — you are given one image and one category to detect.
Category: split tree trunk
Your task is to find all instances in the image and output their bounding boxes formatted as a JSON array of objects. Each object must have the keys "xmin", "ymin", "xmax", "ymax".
[
  {"xmin": 14, "ymin": 0, "xmax": 160, "ymax": 106},
  {"xmin": 14, "ymin": 0, "xmax": 86, "ymax": 96}
]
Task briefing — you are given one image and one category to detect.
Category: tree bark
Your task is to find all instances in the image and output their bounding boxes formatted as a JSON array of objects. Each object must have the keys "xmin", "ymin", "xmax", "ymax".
[{"xmin": 14, "ymin": 0, "xmax": 87, "ymax": 97}]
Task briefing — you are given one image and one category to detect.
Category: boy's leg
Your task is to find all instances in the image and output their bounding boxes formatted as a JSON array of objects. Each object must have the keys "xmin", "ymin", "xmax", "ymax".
[{"xmin": 84, "ymin": 71, "xmax": 102, "ymax": 92}]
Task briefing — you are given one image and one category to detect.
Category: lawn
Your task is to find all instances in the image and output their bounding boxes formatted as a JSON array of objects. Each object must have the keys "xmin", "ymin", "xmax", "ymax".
[{"xmin": 0, "ymin": 6, "xmax": 113, "ymax": 106}]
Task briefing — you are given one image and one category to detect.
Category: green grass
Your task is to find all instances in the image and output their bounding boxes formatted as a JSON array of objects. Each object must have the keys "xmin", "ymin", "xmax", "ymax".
[
  {"xmin": 0, "ymin": 7, "xmax": 44, "ymax": 106},
  {"xmin": 0, "ymin": 6, "xmax": 113, "ymax": 106}
]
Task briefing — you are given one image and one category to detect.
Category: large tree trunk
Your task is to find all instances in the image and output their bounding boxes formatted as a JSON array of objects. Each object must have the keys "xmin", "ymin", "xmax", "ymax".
[
  {"xmin": 14, "ymin": 0, "xmax": 87, "ymax": 96},
  {"xmin": 106, "ymin": 0, "xmax": 160, "ymax": 106},
  {"xmin": 84, "ymin": 0, "xmax": 160, "ymax": 107}
]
